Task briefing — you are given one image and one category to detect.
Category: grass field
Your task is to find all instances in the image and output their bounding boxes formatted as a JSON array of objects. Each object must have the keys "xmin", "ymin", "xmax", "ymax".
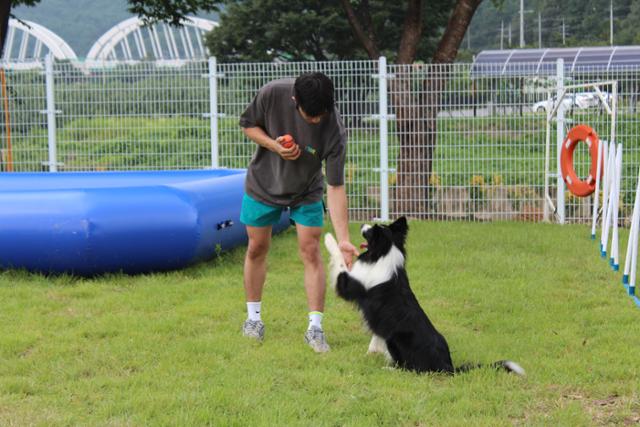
[{"xmin": 1, "ymin": 221, "xmax": 640, "ymax": 425}]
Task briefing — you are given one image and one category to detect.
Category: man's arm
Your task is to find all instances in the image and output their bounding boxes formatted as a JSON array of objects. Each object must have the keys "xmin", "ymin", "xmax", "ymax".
[
  {"xmin": 327, "ymin": 184, "xmax": 359, "ymax": 269},
  {"xmin": 242, "ymin": 127, "xmax": 300, "ymax": 160}
]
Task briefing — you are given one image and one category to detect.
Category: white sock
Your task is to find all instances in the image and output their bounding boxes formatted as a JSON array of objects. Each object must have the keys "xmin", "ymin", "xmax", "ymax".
[
  {"xmin": 247, "ymin": 302, "xmax": 262, "ymax": 322},
  {"xmin": 308, "ymin": 311, "xmax": 323, "ymax": 330}
]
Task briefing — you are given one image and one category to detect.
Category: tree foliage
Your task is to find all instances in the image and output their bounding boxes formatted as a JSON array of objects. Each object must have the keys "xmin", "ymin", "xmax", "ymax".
[
  {"xmin": 205, "ymin": 0, "xmax": 456, "ymax": 63},
  {"xmin": 206, "ymin": 0, "xmax": 359, "ymax": 62},
  {"xmin": 127, "ymin": 0, "xmax": 220, "ymax": 25}
]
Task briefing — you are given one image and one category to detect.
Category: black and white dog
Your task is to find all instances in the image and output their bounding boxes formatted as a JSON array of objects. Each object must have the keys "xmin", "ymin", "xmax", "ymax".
[{"xmin": 324, "ymin": 217, "xmax": 524, "ymax": 376}]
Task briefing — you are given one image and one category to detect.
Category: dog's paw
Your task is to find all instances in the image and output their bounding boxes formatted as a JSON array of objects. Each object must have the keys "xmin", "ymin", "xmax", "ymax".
[
  {"xmin": 367, "ymin": 335, "xmax": 387, "ymax": 354},
  {"xmin": 325, "ymin": 233, "xmax": 346, "ymax": 289},
  {"xmin": 324, "ymin": 233, "xmax": 339, "ymax": 254},
  {"xmin": 324, "ymin": 233, "xmax": 346, "ymax": 269},
  {"xmin": 367, "ymin": 335, "xmax": 393, "ymax": 362}
]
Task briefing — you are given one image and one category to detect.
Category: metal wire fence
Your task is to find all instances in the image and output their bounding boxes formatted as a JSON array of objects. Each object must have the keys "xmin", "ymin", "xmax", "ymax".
[
  {"xmin": 1, "ymin": 56, "xmax": 639, "ymax": 223},
  {"xmin": 216, "ymin": 60, "xmax": 380, "ymax": 220}
]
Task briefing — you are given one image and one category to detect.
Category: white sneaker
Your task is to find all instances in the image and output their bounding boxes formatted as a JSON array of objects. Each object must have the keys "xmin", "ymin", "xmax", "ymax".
[
  {"xmin": 242, "ymin": 319, "xmax": 265, "ymax": 341},
  {"xmin": 304, "ymin": 326, "xmax": 330, "ymax": 353}
]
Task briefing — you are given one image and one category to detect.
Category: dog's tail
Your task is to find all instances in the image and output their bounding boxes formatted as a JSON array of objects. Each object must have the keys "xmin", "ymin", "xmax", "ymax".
[{"xmin": 455, "ymin": 360, "xmax": 525, "ymax": 376}]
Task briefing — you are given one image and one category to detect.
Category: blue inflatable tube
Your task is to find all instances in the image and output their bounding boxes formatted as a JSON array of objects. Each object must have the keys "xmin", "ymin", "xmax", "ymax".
[{"xmin": 0, "ymin": 169, "xmax": 290, "ymax": 276}]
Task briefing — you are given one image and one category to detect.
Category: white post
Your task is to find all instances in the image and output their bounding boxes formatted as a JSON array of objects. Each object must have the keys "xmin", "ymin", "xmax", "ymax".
[
  {"xmin": 602, "ymin": 140, "xmax": 610, "ymax": 230},
  {"xmin": 630, "ymin": 210, "xmax": 639, "ymax": 296},
  {"xmin": 377, "ymin": 56, "xmax": 391, "ymax": 222},
  {"xmin": 607, "ymin": 81, "xmax": 619, "ymax": 255},
  {"xmin": 611, "ymin": 82, "xmax": 618, "ymax": 153},
  {"xmin": 610, "ymin": 0, "xmax": 614, "ymax": 46},
  {"xmin": 520, "ymin": 0, "xmax": 525, "ymax": 48},
  {"xmin": 601, "ymin": 142, "xmax": 616, "ymax": 257},
  {"xmin": 543, "ymin": 109, "xmax": 551, "ymax": 221},
  {"xmin": 602, "ymin": 82, "xmax": 618, "ymax": 236},
  {"xmin": 538, "ymin": 11, "xmax": 542, "ymax": 48},
  {"xmin": 208, "ymin": 56, "xmax": 219, "ymax": 168},
  {"xmin": 602, "ymin": 173, "xmax": 614, "ymax": 258},
  {"xmin": 623, "ymin": 167, "xmax": 640, "ymax": 286},
  {"xmin": 44, "ymin": 53, "xmax": 58, "ymax": 172},
  {"xmin": 610, "ymin": 144, "xmax": 622, "ymax": 270},
  {"xmin": 590, "ymin": 138, "xmax": 604, "ymax": 239},
  {"xmin": 556, "ymin": 59, "xmax": 565, "ymax": 223}
]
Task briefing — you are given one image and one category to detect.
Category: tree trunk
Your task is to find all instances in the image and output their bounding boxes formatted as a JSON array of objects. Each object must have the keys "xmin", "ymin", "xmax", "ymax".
[
  {"xmin": 0, "ymin": 2, "xmax": 11, "ymax": 58},
  {"xmin": 392, "ymin": 0, "xmax": 482, "ymax": 218},
  {"xmin": 390, "ymin": 66, "xmax": 447, "ymax": 219},
  {"xmin": 341, "ymin": 0, "xmax": 481, "ymax": 219},
  {"xmin": 432, "ymin": 0, "xmax": 481, "ymax": 64},
  {"xmin": 339, "ymin": 0, "xmax": 380, "ymax": 59}
]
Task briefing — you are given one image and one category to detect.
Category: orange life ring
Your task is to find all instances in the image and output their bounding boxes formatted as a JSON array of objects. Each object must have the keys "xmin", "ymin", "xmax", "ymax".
[{"xmin": 560, "ymin": 124, "xmax": 603, "ymax": 197}]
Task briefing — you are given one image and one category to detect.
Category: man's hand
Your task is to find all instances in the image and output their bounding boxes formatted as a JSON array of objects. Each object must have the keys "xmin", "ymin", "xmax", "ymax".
[
  {"xmin": 338, "ymin": 240, "xmax": 359, "ymax": 270},
  {"xmin": 275, "ymin": 135, "xmax": 301, "ymax": 160}
]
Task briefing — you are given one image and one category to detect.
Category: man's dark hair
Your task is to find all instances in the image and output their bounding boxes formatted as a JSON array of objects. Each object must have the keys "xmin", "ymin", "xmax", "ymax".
[{"xmin": 294, "ymin": 72, "xmax": 335, "ymax": 117}]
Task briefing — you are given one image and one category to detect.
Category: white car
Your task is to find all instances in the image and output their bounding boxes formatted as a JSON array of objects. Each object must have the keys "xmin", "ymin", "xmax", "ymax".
[{"xmin": 532, "ymin": 92, "xmax": 593, "ymax": 113}]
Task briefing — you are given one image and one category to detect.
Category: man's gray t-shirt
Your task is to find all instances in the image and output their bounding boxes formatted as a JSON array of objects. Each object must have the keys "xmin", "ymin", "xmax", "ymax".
[{"xmin": 239, "ymin": 78, "xmax": 347, "ymax": 207}]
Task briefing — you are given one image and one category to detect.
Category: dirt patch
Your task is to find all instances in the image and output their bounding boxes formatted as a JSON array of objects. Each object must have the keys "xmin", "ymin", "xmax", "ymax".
[
  {"xmin": 516, "ymin": 386, "xmax": 640, "ymax": 425},
  {"xmin": 563, "ymin": 391, "xmax": 640, "ymax": 425}
]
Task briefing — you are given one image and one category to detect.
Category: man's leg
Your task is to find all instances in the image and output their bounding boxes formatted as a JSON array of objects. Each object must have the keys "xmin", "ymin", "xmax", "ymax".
[
  {"xmin": 242, "ymin": 225, "xmax": 272, "ymax": 340},
  {"xmin": 296, "ymin": 223, "xmax": 330, "ymax": 352},
  {"xmin": 244, "ymin": 225, "xmax": 272, "ymax": 300},
  {"xmin": 296, "ymin": 223, "xmax": 325, "ymax": 312}
]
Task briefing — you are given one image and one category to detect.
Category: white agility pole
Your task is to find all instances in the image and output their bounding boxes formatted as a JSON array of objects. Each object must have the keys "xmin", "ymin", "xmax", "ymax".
[
  {"xmin": 601, "ymin": 82, "xmax": 619, "ymax": 239},
  {"xmin": 629, "ymin": 213, "xmax": 639, "ymax": 298},
  {"xmin": 609, "ymin": 144, "xmax": 622, "ymax": 271},
  {"xmin": 590, "ymin": 138, "xmax": 604, "ymax": 239},
  {"xmin": 623, "ymin": 167, "xmax": 640, "ymax": 307},
  {"xmin": 598, "ymin": 140, "xmax": 610, "ymax": 247},
  {"xmin": 623, "ymin": 167, "xmax": 640, "ymax": 286},
  {"xmin": 601, "ymin": 174, "xmax": 614, "ymax": 259},
  {"xmin": 601, "ymin": 141, "xmax": 616, "ymax": 257}
]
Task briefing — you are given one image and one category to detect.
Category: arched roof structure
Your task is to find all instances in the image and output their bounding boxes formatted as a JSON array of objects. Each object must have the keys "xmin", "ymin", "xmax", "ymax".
[
  {"xmin": 86, "ymin": 16, "xmax": 217, "ymax": 63},
  {"xmin": 2, "ymin": 18, "xmax": 77, "ymax": 63}
]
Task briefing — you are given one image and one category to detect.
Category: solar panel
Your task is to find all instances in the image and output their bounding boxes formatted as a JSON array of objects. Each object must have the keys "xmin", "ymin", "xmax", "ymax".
[
  {"xmin": 609, "ymin": 46, "xmax": 640, "ymax": 70},
  {"xmin": 471, "ymin": 46, "xmax": 640, "ymax": 78}
]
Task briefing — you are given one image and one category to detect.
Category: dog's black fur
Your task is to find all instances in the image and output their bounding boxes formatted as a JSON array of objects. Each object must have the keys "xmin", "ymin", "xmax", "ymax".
[{"xmin": 328, "ymin": 217, "xmax": 523, "ymax": 375}]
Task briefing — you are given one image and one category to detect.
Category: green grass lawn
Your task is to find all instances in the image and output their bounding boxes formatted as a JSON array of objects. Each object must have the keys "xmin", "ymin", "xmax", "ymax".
[{"xmin": 1, "ymin": 221, "xmax": 639, "ymax": 425}]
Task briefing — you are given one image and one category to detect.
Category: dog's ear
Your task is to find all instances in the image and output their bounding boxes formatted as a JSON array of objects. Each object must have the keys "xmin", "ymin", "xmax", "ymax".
[
  {"xmin": 389, "ymin": 216, "xmax": 408, "ymax": 236},
  {"xmin": 389, "ymin": 216, "xmax": 408, "ymax": 251}
]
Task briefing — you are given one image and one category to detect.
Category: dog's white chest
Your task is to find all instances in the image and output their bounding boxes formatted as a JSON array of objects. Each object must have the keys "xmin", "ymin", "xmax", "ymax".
[{"xmin": 349, "ymin": 246, "xmax": 405, "ymax": 290}]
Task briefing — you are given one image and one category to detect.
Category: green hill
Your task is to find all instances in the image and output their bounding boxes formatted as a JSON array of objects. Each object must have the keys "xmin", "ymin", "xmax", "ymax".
[{"xmin": 464, "ymin": 0, "xmax": 639, "ymax": 53}]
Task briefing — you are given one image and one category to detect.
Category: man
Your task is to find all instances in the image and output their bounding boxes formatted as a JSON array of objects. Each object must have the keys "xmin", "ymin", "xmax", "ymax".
[{"xmin": 239, "ymin": 72, "xmax": 358, "ymax": 353}]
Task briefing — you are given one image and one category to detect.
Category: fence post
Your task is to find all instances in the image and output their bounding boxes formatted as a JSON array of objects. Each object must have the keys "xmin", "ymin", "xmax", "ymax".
[
  {"xmin": 377, "ymin": 56, "xmax": 391, "ymax": 222},
  {"xmin": 208, "ymin": 56, "xmax": 219, "ymax": 168},
  {"xmin": 556, "ymin": 58, "xmax": 565, "ymax": 223},
  {"xmin": 44, "ymin": 53, "xmax": 58, "ymax": 172}
]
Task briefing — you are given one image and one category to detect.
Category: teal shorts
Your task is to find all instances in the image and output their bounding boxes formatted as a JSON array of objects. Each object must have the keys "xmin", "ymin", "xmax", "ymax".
[{"xmin": 240, "ymin": 194, "xmax": 324, "ymax": 228}]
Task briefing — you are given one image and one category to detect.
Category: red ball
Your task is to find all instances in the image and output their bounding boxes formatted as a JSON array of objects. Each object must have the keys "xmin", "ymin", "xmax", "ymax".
[{"xmin": 281, "ymin": 134, "xmax": 294, "ymax": 149}]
